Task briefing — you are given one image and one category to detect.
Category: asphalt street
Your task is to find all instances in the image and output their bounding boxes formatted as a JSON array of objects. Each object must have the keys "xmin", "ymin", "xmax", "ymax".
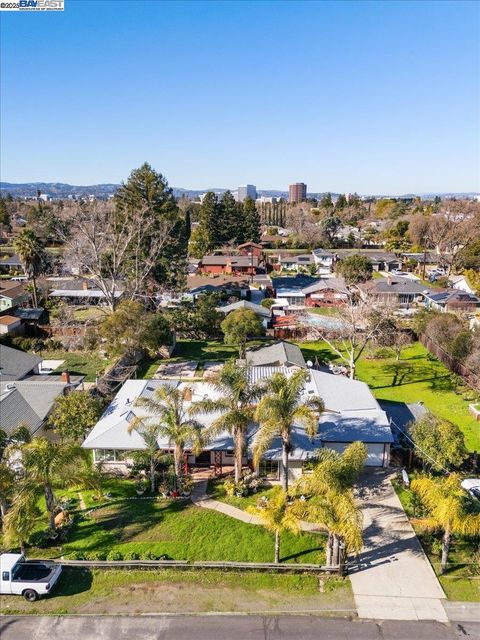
[{"xmin": 1, "ymin": 615, "xmax": 479, "ymax": 640}]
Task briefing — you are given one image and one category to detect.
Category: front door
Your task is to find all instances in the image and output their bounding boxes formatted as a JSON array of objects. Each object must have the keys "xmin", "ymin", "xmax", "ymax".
[{"xmin": 194, "ymin": 450, "xmax": 212, "ymax": 467}]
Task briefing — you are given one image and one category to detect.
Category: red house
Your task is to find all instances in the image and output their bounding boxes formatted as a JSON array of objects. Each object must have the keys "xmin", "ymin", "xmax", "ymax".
[
  {"xmin": 237, "ymin": 242, "xmax": 264, "ymax": 259},
  {"xmin": 197, "ymin": 254, "xmax": 259, "ymax": 276}
]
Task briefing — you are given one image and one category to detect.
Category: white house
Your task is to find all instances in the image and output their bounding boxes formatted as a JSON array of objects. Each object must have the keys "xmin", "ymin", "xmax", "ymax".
[{"xmin": 449, "ymin": 275, "xmax": 476, "ymax": 295}]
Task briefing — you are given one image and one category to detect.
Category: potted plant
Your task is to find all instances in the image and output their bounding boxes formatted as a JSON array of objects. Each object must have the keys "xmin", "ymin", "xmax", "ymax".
[{"xmin": 135, "ymin": 479, "xmax": 146, "ymax": 495}]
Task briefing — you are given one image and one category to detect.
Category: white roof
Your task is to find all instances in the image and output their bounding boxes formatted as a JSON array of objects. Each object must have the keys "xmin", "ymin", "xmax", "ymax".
[
  {"xmin": 0, "ymin": 553, "xmax": 22, "ymax": 572},
  {"xmin": 309, "ymin": 370, "xmax": 380, "ymax": 413},
  {"xmin": 50, "ymin": 289, "xmax": 123, "ymax": 298}
]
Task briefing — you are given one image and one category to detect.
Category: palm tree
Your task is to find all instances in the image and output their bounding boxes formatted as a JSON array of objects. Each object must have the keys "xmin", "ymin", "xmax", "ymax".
[
  {"xmin": 3, "ymin": 491, "xmax": 41, "ymax": 557},
  {"xmin": 411, "ymin": 474, "xmax": 480, "ymax": 574},
  {"xmin": 21, "ymin": 438, "xmax": 79, "ymax": 529},
  {"xmin": 253, "ymin": 370, "xmax": 324, "ymax": 491},
  {"xmin": 247, "ymin": 487, "xmax": 299, "ymax": 563},
  {"xmin": 293, "ymin": 443, "xmax": 366, "ymax": 568},
  {"xmin": 130, "ymin": 384, "xmax": 203, "ymax": 492},
  {"xmin": 190, "ymin": 360, "xmax": 264, "ymax": 484},
  {"xmin": 13, "ymin": 229, "xmax": 46, "ymax": 308},
  {"xmin": 0, "ymin": 463, "xmax": 15, "ymax": 520}
]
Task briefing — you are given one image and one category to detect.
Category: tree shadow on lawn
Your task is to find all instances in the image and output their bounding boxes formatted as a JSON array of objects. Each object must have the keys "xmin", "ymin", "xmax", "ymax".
[
  {"xmin": 370, "ymin": 361, "xmax": 453, "ymax": 390},
  {"xmin": 281, "ymin": 545, "xmax": 325, "ymax": 563},
  {"xmin": 49, "ymin": 567, "xmax": 93, "ymax": 598},
  {"xmin": 69, "ymin": 499, "xmax": 192, "ymax": 551},
  {"xmin": 173, "ymin": 341, "xmax": 238, "ymax": 361}
]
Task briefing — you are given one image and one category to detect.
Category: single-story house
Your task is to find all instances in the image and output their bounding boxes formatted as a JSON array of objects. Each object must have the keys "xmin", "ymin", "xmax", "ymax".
[
  {"xmin": 277, "ymin": 254, "xmax": 315, "ymax": 272},
  {"xmin": 197, "ymin": 255, "xmax": 259, "ymax": 276},
  {"xmin": 271, "ymin": 275, "xmax": 348, "ymax": 308},
  {"xmin": 216, "ymin": 299, "xmax": 271, "ymax": 323},
  {"xmin": 186, "ymin": 275, "xmax": 251, "ymax": 301},
  {"xmin": 0, "ymin": 254, "xmax": 23, "ymax": 274},
  {"xmin": 401, "ymin": 252, "xmax": 446, "ymax": 273},
  {"xmin": 424, "ymin": 290, "xmax": 480, "ymax": 314},
  {"xmin": 449, "ymin": 275, "xmax": 476, "ymax": 295},
  {"xmin": 82, "ymin": 361, "xmax": 393, "ymax": 479},
  {"xmin": 336, "ymin": 250, "xmax": 402, "ymax": 273},
  {"xmin": 0, "ymin": 345, "xmax": 43, "ymax": 381},
  {"xmin": 362, "ymin": 276, "xmax": 433, "ymax": 307},
  {"xmin": 0, "ymin": 280, "xmax": 30, "ymax": 312},
  {"xmin": 49, "ymin": 278, "xmax": 124, "ymax": 305},
  {"xmin": 0, "ymin": 379, "xmax": 72, "ymax": 438},
  {"xmin": 245, "ymin": 341, "xmax": 306, "ymax": 368},
  {"xmin": 0, "ymin": 315, "xmax": 23, "ymax": 336}
]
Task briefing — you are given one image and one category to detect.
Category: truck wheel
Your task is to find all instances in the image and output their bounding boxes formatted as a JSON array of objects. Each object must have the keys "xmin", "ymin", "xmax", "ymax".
[{"xmin": 23, "ymin": 589, "xmax": 38, "ymax": 602}]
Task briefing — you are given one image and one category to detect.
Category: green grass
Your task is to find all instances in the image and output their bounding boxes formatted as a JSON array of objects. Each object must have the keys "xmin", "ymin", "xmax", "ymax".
[
  {"xmin": 207, "ymin": 478, "xmax": 277, "ymax": 509},
  {"xmin": 297, "ymin": 341, "xmax": 480, "ymax": 451},
  {"xmin": 392, "ymin": 480, "xmax": 480, "ymax": 602},
  {"xmin": 0, "ymin": 567, "xmax": 352, "ymax": 615},
  {"xmin": 70, "ymin": 307, "xmax": 107, "ymax": 323},
  {"xmin": 29, "ymin": 497, "xmax": 326, "ymax": 565},
  {"xmin": 39, "ymin": 350, "xmax": 112, "ymax": 382}
]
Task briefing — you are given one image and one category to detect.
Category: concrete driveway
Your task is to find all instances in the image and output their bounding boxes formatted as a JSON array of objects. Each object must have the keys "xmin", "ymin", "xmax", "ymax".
[{"xmin": 349, "ymin": 471, "xmax": 448, "ymax": 622}]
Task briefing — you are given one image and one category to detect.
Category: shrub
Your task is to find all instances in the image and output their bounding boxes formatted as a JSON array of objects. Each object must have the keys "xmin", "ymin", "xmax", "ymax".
[
  {"xmin": 107, "ymin": 551, "xmax": 124, "ymax": 561},
  {"xmin": 69, "ymin": 551, "xmax": 87, "ymax": 560},
  {"xmin": 128, "ymin": 552, "xmax": 140, "ymax": 560},
  {"xmin": 88, "ymin": 551, "xmax": 107, "ymax": 561},
  {"xmin": 144, "ymin": 551, "xmax": 159, "ymax": 560}
]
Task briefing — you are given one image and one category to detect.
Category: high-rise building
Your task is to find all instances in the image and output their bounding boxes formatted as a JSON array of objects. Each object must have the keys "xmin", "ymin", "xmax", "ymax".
[
  {"xmin": 288, "ymin": 183, "xmax": 307, "ymax": 203},
  {"xmin": 237, "ymin": 184, "xmax": 257, "ymax": 202}
]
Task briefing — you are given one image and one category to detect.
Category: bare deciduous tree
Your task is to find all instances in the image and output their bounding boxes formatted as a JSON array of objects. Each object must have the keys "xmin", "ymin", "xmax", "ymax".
[{"xmin": 58, "ymin": 201, "xmax": 176, "ymax": 310}]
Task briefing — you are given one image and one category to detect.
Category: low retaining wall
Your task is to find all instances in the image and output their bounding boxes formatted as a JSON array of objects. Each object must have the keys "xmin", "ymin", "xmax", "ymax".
[{"xmin": 56, "ymin": 559, "xmax": 341, "ymax": 574}]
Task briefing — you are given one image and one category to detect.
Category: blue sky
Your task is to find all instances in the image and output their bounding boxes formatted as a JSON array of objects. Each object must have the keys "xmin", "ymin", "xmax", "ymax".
[{"xmin": 1, "ymin": 0, "xmax": 478, "ymax": 193}]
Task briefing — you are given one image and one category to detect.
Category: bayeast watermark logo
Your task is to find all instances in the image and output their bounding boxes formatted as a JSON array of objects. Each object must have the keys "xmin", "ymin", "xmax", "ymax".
[{"xmin": 1, "ymin": 0, "xmax": 64, "ymax": 10}]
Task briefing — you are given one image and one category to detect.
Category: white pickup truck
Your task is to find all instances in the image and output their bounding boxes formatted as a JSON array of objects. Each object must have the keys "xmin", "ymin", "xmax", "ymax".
[{"xmin": 0, "ymin": 553, "xmax": 62, "ymax": 601}]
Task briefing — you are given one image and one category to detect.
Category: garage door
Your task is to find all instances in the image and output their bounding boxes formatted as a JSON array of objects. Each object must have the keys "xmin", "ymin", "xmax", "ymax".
[
  {"xmin": 323, "ymin": 443, "xmax": 385, "ymax": 467},
  {"xmin": 365, "ymin": 443, "xmax": 385, "ymax": 467}
]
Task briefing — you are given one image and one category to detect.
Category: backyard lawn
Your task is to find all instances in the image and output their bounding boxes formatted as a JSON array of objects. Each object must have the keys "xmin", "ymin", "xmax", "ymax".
[
  {"xmin": 298, "ymin": 341, "xmax": 480, "ymax": 452},
  {"xmin": 39, "ymin": 350, "xmax": 112, "ymax": 383},
  {"xmin": 0, "ymin": 567, "xmax": 352, "ymax": 616},
  {"xmin": 29, "ymin": 495, "xmax": 326, "ymax": 565}
]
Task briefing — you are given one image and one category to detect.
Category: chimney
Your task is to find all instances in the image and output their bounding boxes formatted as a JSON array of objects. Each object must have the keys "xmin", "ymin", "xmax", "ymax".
[
  {"xmin": 61, "ymin": 370, "xmax": 71, "ymax": 384},
  {"xmin": 387, "ymin": 275, "xmax": 392, "ymax": 286},
  {"xmin": 82, "ymin": 280, "xmax": 89, "ymax": 290},
  {"xmin": 183, "ymin": 387, "xmax": 193, "ymax": 402}
]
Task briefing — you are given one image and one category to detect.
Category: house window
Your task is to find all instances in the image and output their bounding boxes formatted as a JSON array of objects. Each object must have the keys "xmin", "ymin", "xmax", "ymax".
[
  {"xmin": 259, "ymin": 460, "xmax": 279, "ymax": 479},
  {"xmin": 93, "ymin": 449, "xmax": 128, "ymax": 463},
  {"xmin": 224, "ymin": 450, "xmax": 234, "ymax": 458}
]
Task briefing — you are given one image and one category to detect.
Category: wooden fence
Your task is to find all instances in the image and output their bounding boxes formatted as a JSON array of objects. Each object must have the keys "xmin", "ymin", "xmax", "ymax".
[
  {"xmin": 420, "ymin": 334, "xmax": 480, "ymax": 391},
  {"xmin": 56, "ymin": 559, "xmax": 342, "ymax": 575}
]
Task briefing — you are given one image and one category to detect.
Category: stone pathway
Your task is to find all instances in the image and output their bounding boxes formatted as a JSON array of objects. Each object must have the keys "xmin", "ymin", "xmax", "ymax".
[
  {"xmin": 349, "ymin": 471, "xmax": 448, "ymax": 622},
  {"xmin": 191, "ymin": 479, "xmax": 321, "ymax": 532}
]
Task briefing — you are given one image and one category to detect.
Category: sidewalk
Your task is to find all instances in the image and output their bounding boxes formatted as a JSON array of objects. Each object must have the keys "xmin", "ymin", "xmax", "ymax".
[{"xmin": 191, "ymin": 479, "xmax": 321, "ymax": 532}]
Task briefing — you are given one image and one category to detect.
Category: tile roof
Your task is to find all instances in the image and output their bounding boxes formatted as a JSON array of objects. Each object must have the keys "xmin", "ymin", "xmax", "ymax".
[{"xmin": 245, "ymin": 342, "xmax": 306, "ymax": 368}]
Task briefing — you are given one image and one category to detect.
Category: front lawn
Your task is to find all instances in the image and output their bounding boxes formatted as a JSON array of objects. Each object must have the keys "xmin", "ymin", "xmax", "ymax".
[
  {"xmin": 298, "ymin": 341, "xmax": 480, "ymax": 451},
  {"xmin": 207, "ymin": 478, "xmax": 277, "ymax": 509},
  {"xmin": 0, "ymin": 567, "xmax": 352, "ymax": 615},
  {"xmin": 39, "ymin": 350, "xmax": 113, "ymax": 382},
  {"xmin": 29, "ymin": 497, "xmax": 326, "ymax": 565}
]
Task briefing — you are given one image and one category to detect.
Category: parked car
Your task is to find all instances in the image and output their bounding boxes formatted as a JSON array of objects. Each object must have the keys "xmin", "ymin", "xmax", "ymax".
[
  {"xmin": 0, "ymin": 553, "xmax": 62, "ymax": 601},
  {"xmin": 461, "ymin": 478, "xmax": 480, "ymax": 500}
]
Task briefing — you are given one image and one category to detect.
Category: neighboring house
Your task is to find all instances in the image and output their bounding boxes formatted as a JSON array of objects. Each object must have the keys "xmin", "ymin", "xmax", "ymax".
[
  {"xmin": 216, "ymin": 300, "xmax": 271, "ymax": 323},
  {"xmin": 245, "ymin": 341, "xmax": 306, "ymax": 368},
  {"xmin": 301, "ymin": 277, "xmax": 349, "ymax": 307},
  {"xmin": 49, "ymin": 278, "xmax": 124, "ymax": 305},
  {"xmin": 186, "ymin": 275, "xmax": 251, "ymax": 301},
  {"xmin": 336, "ymin": 250, "xmax": 402, "ymax": 272},
  {"xmin": 424, "ymin": 290, "xmax": 480, "ymax": 314},
  {"xmin": 271, "ymin": 275, "xmax": 348, "ymax": 308},
  {"xmin": 0, "ymin": 380, "xmax": 70, "ymax": 438},
  {"xmin": 82, "ymin": 360, "xmax": 393, "ymax": 477},
  {"xmin": 0, "ymin": 280, "xmax": 30, "ymax": 312},
  {"xmin": 197, "ymin": 255, "xmax": 260, "ymax": 276},
  {"xmin": 0, "ymin": 345, "xmax": 42, "ymax": 381},
  {"xmin": 362, "ymin": 276, "xmax": 432, "ymax": 307},
  {"xmin": 0, "ymin": 253, "xmax": 23, "ymax": 274},
  {"xmin": 401, "ymin": 252, "xmax": 445, "ymax": 273},
  {"xmin": 0, "ymin": 315, "xmax": 23, "ymax": 336},
  {"xmin": 312, "ymin": 249, "xmax": 335, "ymax": 274},
  {"xmin": 449, "ymin": 275, "xmax": 476, "ymax": 295},
  {"xmin": 237, "ymin": 242, "xmax": 264, "ymax": 259},
  {"xmin": 277, "ymin": 254, "xmax": 315, "ymax": 272}
]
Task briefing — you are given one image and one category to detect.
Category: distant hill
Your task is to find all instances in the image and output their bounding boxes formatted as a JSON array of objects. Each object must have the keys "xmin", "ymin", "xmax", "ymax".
[{"xmin": 0, "ymin": 182, "xmax": 477, "ymax": 201}]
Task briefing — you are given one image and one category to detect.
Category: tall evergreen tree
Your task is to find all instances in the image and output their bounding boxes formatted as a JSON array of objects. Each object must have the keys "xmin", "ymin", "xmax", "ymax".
[
  {"xmin": 199, "ymin": 191, "xmax": 221, "ymax": 250},
  {"xmin": 218, "ymin": 190, "xmax": 240, "ymax": 245},
  {"xmin": 243, "ymin": 196, "xmax": 261, "ymax": 243},
  {"xmin": 114, "ymin": 163, "xmax": 181, "ymax": 288}
]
